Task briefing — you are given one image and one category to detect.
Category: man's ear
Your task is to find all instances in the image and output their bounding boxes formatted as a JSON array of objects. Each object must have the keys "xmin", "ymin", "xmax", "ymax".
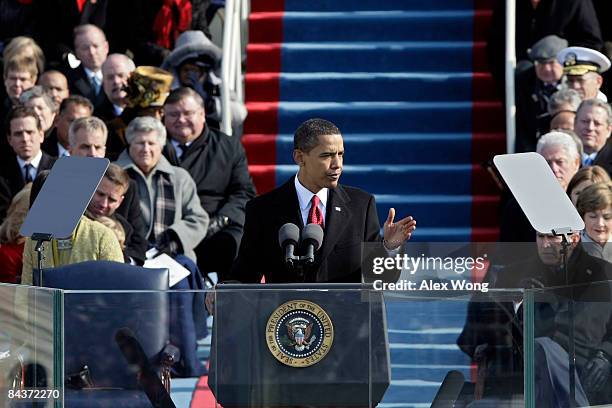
[
  {"xmin": 570, "ymin": 232, "xmax": 581, "ymax": 246},
  {"xmin": 293, "ymin": 149, "xmax": 303, "ymax": 166}
]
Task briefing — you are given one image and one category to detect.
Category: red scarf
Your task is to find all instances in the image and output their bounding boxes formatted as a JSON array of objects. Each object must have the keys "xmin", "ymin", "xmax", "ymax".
[{"xmin": 153, "ymin": 0, "xmax": 192, "ymax": 49}]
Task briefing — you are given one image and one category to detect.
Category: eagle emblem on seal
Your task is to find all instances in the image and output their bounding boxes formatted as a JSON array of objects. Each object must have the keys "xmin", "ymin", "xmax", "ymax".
[
  {"xmin": 285, "ymin": 318, "xmax": 317, "ymax": 351},
  {"xmin": 266, "ymin": 300, "xmax": 334, "ymax": 367}
]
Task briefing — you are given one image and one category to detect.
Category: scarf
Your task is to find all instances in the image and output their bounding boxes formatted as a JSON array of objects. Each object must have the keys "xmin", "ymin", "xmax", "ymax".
[{"xmin": 152, "ymin": 171, "xmax": 176, "ymax": 241}]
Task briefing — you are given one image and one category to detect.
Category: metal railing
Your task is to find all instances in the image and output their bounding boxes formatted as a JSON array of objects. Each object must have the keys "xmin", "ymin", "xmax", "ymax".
[
  {"xmin": 220, "ymin": 0, "xmax": 249, "ymax": 136},
  {"xmin": 505, "ymin": 0, "xmax": 516, "ymax": 153}
]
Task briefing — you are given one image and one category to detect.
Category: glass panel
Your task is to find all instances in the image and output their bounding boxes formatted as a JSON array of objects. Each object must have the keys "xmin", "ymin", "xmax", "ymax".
[
  {"xmin": 60, "ymin": 289, "xmax": 211, "ymax": 407},
  {"xmin": 387, "ymin": 288, "xmax": 526, "ymax": 407},
  {"xmin": 0, "ymin": 283, "xmax": 63, "ymax": 408},
  {"xmin": 529, "ymin": 280, "xmax": 612, "ymax": 408},
  {"xmin": 212, "ymin": 285, "xmax": 527, "ymax": 408}
]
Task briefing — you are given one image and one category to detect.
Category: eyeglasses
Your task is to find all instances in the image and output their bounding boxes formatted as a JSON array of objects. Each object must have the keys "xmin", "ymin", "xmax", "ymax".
[{"xmin": 165, "ymin": 110, "xmax": 200, "ymax": 120}]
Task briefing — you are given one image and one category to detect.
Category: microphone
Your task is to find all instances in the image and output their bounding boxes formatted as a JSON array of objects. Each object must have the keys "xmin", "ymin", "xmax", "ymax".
[
  {"xmin": 278, "ymin": 223, "xmax": 300, "ymax": 267},
  {"xmin": 302, "ymin": 223, "xmax": 324, "ymax": 265}
]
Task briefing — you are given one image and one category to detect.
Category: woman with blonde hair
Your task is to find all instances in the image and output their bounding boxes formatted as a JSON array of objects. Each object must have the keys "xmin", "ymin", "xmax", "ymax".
[
  {"xmin": 0, "ymin": 185, "xmax": 31, "ymax": 283},
  {"xmin": 3, "ymin": 36, "xmax": 45, "ymax": 74},
  {"xmin": 576, "ymin": 182, "xmax": 612, "ymax": 261}
]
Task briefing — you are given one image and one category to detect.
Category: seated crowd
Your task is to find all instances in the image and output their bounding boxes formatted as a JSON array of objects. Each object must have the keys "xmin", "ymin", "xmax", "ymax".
[
  {"xmin": 0, "ymin": 3, "xmax": 254, "ymax": 379},
  {"xmin": 459, "ymin": 3, "xmax": 612, "ymax": 403},
  {"xmin": 0, "ymin": 18, "xmax": 253, "ymax": 285}
]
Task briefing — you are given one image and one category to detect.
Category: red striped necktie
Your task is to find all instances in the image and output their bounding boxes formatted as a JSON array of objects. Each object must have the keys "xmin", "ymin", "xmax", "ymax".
[{"xmin": 307, "ymin": 195, "xmax": 324, "ymax": 227}]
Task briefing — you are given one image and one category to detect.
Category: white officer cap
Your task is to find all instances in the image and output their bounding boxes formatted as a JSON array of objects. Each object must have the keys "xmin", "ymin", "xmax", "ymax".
[{"xmin": 557, "ymin": 46, "xmax": 611, "ymax": 75}]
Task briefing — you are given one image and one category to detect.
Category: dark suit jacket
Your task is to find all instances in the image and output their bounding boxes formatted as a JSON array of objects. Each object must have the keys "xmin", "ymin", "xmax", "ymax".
[
  {"xmin": 230, "ymin": 177, "xmax": 383, "ymax": 283},
  {"xmin": 0, "ymin": 152, "xmax": 56, "ymax": 221},
  {"xmin": 64, "ymin": 66, "xmax": 109, "ymax": 111},
  {"xmin": 162, "ymin": 126, "xmax": 256, "ymax": 245},
  {"xmin": 114, "ymin": 179, "xmax": 147, "ymax": 265},
  {"xmin": 33, "ymin": 0, "xmax": 146, "ymax": 65},
  {"xmin": 41, "ymin": 128, "xmax": 65, "ymax": 158},
  {"xmin": 593, "ymin": 141, "xmax": 612, "ymax": 177},
  {"xmin": 95, "ymin": 98, "xmax": 120, "ymax": 122}
]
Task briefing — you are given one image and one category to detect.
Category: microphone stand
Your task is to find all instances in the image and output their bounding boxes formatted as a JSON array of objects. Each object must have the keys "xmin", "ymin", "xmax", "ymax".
[
  {"xmin": 32, "ymin": 233, "xmax": 53, "ymax": 287},
  {"xmin": 30, "ymin": 232, "xmax": 53, "ymax": 393},
  {"xmin": 287, "ymin": 257, "xmax": 317, "ymax": 283},
  {"xmin": 552, "ymin": 227, "xmax": 576, "ymax": 408}
]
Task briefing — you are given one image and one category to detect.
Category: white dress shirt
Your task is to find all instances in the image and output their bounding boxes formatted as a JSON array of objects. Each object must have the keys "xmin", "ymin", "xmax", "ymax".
[
  {"xmin": 294, "ymin": 174, "xmax": 327, "ymax": 226},
  {"xmin": 16, "ymin": 150, "xmax": 43, "ymax": 181}
]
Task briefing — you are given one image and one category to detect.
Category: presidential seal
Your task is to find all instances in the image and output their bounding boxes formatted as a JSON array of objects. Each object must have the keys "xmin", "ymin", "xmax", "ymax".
[{"xmin": 266, "ymin": 300, "xmax": 334, "ymax": 367}]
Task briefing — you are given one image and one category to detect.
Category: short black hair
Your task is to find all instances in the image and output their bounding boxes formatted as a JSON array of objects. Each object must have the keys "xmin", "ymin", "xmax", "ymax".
[
  {"xmin": 59, "ymin": 95, "xmax": 93, "ymax": 115},
  {"xmin": 164, "ymin": 87, "xmax": 205, "ymax": 109},
  {"xmin": 293, "ymin": 118, "xmax": 341, "ymax": 153},
  {"xmin": 6, "ymin": 106, "xmax": 41, "ymax": 135}
]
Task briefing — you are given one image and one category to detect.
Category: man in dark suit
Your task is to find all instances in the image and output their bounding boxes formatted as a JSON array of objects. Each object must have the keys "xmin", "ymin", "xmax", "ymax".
[
  {"xmin": 32, "ymin": 0, "xmax": 148, "ymax": 66},
  {"xmin": 458, "ymin": 232, "xmax": 612, "ymax": 404},
  {"xmin": 231, "ymin": 118, "xmax": 417, "ymax": 284},
  {"xmin": 42, "ymin": 95, "xmax": 93, "ymax": 158},
  {"xmin": 0, "ymin": 57, "xmax": 38, "ymax": 161},
  {"xmin": 163, "ymin": 87, "xmax": 257, "ymax": 281},
  {"xmin": 96, "ymin": 53, "xmax": 135, "ymax": 122},
  {"xmin": 515, "ymin": 35, "xmax": 567, "ymax": 152},
  {"xmin": 64, "ymin": 24, "xmax": 110, "ymax": 112},
  {"xmin": 576, "ymin": 98, "xmax": 612, "ymax": 173},
  {"xmin": 0, "ymin": 106, "xmax": 55, "ymax": 222}
]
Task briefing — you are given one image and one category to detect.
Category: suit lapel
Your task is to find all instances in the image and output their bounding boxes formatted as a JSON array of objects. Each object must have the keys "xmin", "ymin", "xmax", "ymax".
[
  {"xmin": 277, "ymin": 177, "xmax": 304, "ymax": 229},
  {"xmin": 74, "ymin": 67, "xmax": 94, "ymax": 99},
  {"xmin": 319, "ymin": 185, "xmax": 352, "ymax": 261},
  {"xmin": 39, "ymin": 153, "xmax": 56, "ymax": 172},
  {"xmin": 181, "ymin": 130, "xmax": 210, "ymax": 175},
  {"xmin": 10, "ymin": 156, "xmax": 25, "ymax": 192},
  {"xmin": 163, "ymin": 141, "xmax": 180, "ymax": 166}
]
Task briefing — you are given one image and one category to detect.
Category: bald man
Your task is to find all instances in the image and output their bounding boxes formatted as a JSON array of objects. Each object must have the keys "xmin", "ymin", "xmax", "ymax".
[{"xmin": 96, "ymin": 53, "xmax": 136, "ymax": 121}]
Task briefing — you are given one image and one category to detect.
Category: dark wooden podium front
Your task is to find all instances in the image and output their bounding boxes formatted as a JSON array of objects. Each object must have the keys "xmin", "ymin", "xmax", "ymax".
[{"xmin": 209, "ymin": 284, "xmax": 390, "ymax": 407}]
